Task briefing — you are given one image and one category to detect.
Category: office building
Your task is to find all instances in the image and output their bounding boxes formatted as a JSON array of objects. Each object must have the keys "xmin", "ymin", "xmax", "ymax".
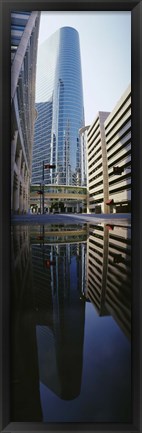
[
  {"xmin": 87, "ymin": 112, "xmax": 110, "ymax": 213},
  {"xmin": 79, "ymin": 125, "xmax": 90, "ymax": 186},
  {"xmin": 104, "ymin": 84, "xmax": 131, "ymax": 213},
  {"xmin": 32, "ymin": 26, "xmax": 85, "ymax": 186},
  {"xmin": 11, "ymin": 11, "xmax": 40, "ymax": 214},
  {"xmin": 87, "ymin": 84, "xmax": 131, "ymax": 214}
]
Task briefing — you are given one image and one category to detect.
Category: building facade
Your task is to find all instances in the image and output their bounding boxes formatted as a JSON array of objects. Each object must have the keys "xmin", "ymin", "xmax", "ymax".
[
  {"xmin": 87, "ymin": 112, "xmax": 110, "ymax": 213},
  {"xmin": 87, "ymin": 84, "xmax": 131, "ymax": 214},
  {"xmin": 104, "ymin": 84, "xmax": 131, "ymax": 213},
  {"xmin": 11, "ymin": 11, "xmax": 40, "ymax": 214},
  {"xmin": 32, "ymin": 27, "xmax": 85, "ymax": 186},
  {"xmin": 79, "ymin": 125, "xmax": 90, "ymax": 186}
]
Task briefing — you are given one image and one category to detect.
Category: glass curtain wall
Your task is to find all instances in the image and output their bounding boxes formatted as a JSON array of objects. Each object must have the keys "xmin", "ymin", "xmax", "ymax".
[{"xmin": 32, "ymin": 27, "xmax": 85, "ymax": 186}]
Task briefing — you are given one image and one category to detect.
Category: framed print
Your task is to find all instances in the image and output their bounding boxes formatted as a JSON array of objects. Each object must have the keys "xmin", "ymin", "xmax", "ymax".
[{"xmin": 0, "ymin": 0, "xmax": 142, "ymax": 432}]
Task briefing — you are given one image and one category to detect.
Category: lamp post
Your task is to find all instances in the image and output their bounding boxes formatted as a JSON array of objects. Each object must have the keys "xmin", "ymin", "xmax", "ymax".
[
  {"xmin": 37, "ymin": 186, "xmax": 43, "ymax": 214},
  {"xmin": 40, "ymin": 183, "xmax": 42, "ymax": 213},
  {"xmin": 42, "ymin": 161, "xmax": 45, "ymax": 214},
  {"xmin": 42, "ymin": 161, "xmax": 56, "ymax": 214}
]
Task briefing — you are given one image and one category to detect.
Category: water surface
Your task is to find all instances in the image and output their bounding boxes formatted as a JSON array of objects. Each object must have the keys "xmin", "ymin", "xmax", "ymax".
[{"xmin": 11, "ymin": 223, "xmax": 131, "ymax": 422}]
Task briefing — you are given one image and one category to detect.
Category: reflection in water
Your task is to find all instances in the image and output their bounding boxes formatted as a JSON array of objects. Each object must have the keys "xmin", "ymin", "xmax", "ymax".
[
  {"xmin": 32, "ymin": 234, "xmax": 86, "ymax": 400},
  {"xmin": 86, "ymin": 224, "xmax": 131, "ymax": 339},
  {"xmin": 11, "ymin": 225, "xmax": 42, "ymax": 421},
  {"xmin": 11, "ymin": 223, "xmax": 131, "ymax": 422}
]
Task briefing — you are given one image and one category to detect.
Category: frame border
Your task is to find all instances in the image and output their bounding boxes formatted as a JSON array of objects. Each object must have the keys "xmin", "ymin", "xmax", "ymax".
[{"xmin": 0, "ymin": 0, "xmax": 142, "ymax": 432}]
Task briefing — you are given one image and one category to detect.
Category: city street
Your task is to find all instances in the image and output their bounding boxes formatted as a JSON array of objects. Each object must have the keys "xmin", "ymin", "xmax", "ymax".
[{"xmin": 11, "ymin": 212, "xmax": 131, "ymax": 226}]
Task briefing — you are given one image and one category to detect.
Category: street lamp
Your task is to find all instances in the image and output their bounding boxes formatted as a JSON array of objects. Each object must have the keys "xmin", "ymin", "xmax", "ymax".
[
  {"xmin": 37, "ymin": 189, "xmax": 43, "ymax": 214},
  {"xmin": 42, "ymin": 161, "xmax": 56, "ymax": 214}
]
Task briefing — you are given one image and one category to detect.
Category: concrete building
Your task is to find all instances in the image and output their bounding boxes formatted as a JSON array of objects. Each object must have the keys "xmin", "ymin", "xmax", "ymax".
[
  {"xmin": 79, "ymin": 125, "xmax": 90, "ymax": 186},
  {"xmin": 87, "ymin": 112, "xmax": 110, "ymax": 213},
  {"xmin": 104, "ymin": 84, "xmax": 131, "ymax": 213},
  {"xmin": 11, "ymin": 11, "xmax": 40, "ymax": 214},
  {"xmin": 32, "ymin": 26, "xmax": 85, "ymax": 186},
  {"xmin": 87, "ymin": 84, "xmax": 131, "ymax": 214}
]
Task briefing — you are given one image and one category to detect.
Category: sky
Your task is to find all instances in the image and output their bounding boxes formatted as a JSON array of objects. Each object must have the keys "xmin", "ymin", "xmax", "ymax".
[{"xmin": 37, "ymin": 11, "xmax": 131, "ymax": 125}]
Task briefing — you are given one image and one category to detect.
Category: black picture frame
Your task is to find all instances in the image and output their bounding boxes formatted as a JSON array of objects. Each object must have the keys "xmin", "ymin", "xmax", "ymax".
[{"xmin": 0, "ymin": 0, "xmax": 141, "ymax": 432}]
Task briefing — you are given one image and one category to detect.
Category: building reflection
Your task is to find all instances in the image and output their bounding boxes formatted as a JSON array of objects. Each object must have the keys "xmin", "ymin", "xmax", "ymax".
[
  {"xmin": 31, "ymin": 226, "xmax": 87, "ymax": 400},
  {"xmin": 11, "ymin": 222, "xmax": 131, "ymax": 421},
  {"xmin": 11, "ymin": 225, "xmax": 42, "ymax": 421},
  {"xmin": 11, "ymin": 224, "xmax": 87, "ymax": 420},
  {"xmin": 86, "ymin": 224, "xmax": 131, "ymax": 340}
]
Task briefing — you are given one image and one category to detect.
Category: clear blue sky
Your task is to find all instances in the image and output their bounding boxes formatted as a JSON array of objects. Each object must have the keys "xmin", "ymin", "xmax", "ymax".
[{"xmin": 38, "ymin": 11, "xmax": 131, "ymax": 125}]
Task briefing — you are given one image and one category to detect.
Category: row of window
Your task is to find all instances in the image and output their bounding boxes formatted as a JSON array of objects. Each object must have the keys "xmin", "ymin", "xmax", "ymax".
[
  {"xmin": 106, "ymin": 116, "xmax": 131, "ymax": 147},
  {"xmin": 105, "ymin": 92, "xmax": 131, "ymax": 132},
  {"xmin": 88, "ymin": 151, "xmax": 102, "ymax": 171},
  {"xmin": 89, "ymin": 188, "xmax": 104, "ymax": 197},
  {"xmin": 88, "ymin": 161, "xmax": 102, "ymax": 176},
  {"xmin": 87, "ymin": 129, "xmax": 100, "ymax": 150}
]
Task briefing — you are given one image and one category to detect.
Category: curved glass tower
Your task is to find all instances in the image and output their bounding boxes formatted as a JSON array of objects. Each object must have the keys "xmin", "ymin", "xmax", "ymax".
[{"xmin": 32, "ymin": 27, "xmax": 85, "ymax": 185}]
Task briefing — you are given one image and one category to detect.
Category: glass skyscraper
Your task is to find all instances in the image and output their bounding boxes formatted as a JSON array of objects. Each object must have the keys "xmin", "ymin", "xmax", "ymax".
[{"xmin": 32, "ymin": 27, "xmax": 85, "ymax": 185}]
